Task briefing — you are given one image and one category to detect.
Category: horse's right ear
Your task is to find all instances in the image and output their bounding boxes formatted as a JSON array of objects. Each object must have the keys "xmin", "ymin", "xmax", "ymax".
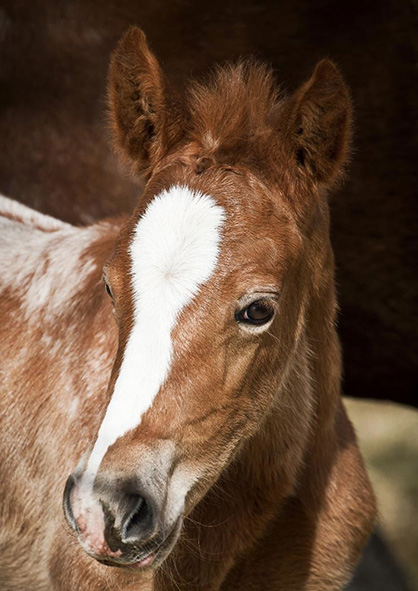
[{"xmin": 108, "ymin": 27, "xmax": 183, "ymax": 175}]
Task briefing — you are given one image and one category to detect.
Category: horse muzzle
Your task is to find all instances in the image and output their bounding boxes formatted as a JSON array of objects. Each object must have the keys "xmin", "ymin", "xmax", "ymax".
[{"xmin": 63, "ymin": 470, "xmax": 183, "ymax": 570}]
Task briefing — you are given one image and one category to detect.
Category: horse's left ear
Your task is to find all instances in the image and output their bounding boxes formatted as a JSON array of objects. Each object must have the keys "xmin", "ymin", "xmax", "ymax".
[
  {"xmin": 108, "ymin": 27, "xmax": 183, "ymax": 175},
  {"xmin": 283, "ymin": 60, "xmax": 352, "ymax": 186}
]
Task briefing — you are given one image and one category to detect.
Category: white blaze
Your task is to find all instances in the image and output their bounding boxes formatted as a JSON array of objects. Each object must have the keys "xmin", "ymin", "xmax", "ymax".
[{"xmin": 86, "ymin": 185, "xmax": 225, "ymax": 480}]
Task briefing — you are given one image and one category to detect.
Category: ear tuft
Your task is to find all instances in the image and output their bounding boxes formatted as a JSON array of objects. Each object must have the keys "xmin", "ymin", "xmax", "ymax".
[
  {"xmin": 288, "ymin": 59, "xmax": 352, "ymax": 185},
  {"xmin": 108, "ymin": 27, "xmax": 182, "ymax": 175}
]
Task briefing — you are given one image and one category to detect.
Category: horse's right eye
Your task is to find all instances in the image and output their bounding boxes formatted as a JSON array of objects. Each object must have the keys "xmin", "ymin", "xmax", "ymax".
[{"xmin": 104, "ymin": 281, "xmax": 114, "ymax": 301}]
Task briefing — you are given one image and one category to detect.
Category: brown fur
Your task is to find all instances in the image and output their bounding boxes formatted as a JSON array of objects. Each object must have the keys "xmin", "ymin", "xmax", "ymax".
[{"xmin": 0, "ymin": 28, "xmax": 376, "ymax": 590}]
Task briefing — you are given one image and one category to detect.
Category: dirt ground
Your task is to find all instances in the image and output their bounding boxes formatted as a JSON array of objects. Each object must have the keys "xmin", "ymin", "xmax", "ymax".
[{"xmin": 345, "ymin": 398, "xmax": 418, "ymax": 590}]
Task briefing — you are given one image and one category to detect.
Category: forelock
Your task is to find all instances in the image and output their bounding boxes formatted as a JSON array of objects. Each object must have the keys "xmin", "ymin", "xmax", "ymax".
[{"xmin": 187, "ymin": 61, "xmax": 280, "ymax": 154}]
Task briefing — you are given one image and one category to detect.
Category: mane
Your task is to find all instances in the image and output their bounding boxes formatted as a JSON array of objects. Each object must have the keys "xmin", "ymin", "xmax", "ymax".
[{"xmin": 187, "ymin": 61, "xmax": 280, "ymax": 153}]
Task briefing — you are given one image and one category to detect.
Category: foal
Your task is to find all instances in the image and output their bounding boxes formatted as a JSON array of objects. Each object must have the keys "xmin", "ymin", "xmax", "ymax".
[{"xmin": 0, "ymin": 28, "xmax": 375, "ymax": 591}]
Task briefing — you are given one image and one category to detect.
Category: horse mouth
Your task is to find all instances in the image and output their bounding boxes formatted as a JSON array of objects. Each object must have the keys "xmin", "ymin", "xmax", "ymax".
[{"xmin": 95, "ymin": 516, "xmax": 183, "ymax": 571}]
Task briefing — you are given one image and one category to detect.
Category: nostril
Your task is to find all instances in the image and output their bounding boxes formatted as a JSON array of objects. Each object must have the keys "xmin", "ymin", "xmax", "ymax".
[
  {"xmin": 63, "ymin": 474, "xmax": 79, "ymax": 533},
  {"xmin": 122, "ymin": 495, "xmax": 153, "ymax": 541}
]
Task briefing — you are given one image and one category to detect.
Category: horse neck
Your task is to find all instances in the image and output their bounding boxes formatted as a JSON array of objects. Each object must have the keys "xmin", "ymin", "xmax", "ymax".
[{"xmin": 1, "ymin": 215, "xmax": 122, "ymax": 454}]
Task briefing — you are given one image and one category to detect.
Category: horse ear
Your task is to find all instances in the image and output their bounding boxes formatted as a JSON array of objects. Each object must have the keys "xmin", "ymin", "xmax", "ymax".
[
  {"xmin": 284, "ymin": 60, "xmax": 351, "ymax": 185},
  {"xmin": 108, "ymin": 27, "xmax": 183, "ymax": 175}
]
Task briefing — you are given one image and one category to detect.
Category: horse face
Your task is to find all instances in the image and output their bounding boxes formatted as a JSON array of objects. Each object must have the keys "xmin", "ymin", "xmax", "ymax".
[{"xmin": 64, "ymin": 172, "xmax": 306, "ymax": 569}]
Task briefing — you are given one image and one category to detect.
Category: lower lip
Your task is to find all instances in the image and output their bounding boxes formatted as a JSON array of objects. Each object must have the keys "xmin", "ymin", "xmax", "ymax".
[{"xmin": 131, "ymin": 554, "xmax": 155, "ymax": 569}]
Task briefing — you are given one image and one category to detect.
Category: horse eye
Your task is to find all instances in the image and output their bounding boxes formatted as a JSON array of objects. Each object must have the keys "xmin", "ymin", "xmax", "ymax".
[
  {"xmin": 104, "ymin": 281, "xmax": 114, "ymax": 300},
  {"xmin": 236, "ymin": 300, "xmax": 274, "ymax": 326}
]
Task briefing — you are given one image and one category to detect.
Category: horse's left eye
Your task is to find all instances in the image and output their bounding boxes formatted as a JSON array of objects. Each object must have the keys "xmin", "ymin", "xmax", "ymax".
[{"xmin": 236, "ymin": 300, "xmax": 274, "ymax": 326}]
